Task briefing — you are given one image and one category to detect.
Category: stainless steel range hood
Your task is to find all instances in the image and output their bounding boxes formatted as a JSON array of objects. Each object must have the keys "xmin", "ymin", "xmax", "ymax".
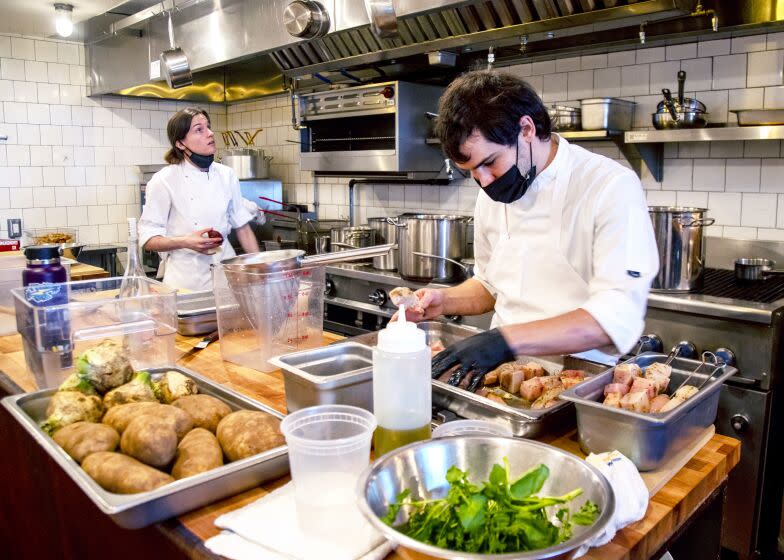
[{"xmin": 85, "ymin": 0, "xmax": 776, "ymax": 103}]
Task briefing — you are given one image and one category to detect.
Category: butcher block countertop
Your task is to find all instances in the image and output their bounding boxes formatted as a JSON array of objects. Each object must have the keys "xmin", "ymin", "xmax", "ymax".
[{"xmin": 0, "ymin": 331, "xmax": 740, "ymax": 560}]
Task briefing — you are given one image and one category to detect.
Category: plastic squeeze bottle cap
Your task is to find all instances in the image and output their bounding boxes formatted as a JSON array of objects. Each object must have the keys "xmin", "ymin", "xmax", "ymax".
[{"xmin": 377, "ymin": 304, "xmax": 427, "ymax": 353}]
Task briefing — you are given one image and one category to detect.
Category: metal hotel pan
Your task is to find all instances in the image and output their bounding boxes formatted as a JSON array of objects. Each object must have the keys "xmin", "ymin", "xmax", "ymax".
[
  {"xmin": 559, "ymin": 352, "xmax": 737, "ymax": 471},
  {"xmin": 421, "ymin": 322, "xmax": 608, "ymax": 438},
  {"xmin": 1, "ymin": 365, "xmax": 289, "ymax": 529}
]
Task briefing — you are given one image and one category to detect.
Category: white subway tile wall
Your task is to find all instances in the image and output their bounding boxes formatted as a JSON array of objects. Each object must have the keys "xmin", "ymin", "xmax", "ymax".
[
  {"xmin": 1, "ymin": 32, "xmax": 226, "ymax": 243},
  {"xmin": 5, "ymin": 31, "xmax": 784, "ymax": 243}
]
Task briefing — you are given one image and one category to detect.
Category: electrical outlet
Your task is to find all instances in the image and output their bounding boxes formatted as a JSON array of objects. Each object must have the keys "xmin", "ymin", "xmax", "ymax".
[{"xmin": 7, "ymin": 219, "xmax": 22, "ymax": 239}]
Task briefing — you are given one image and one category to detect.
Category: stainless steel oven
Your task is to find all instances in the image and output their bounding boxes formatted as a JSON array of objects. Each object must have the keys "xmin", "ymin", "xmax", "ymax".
[{"xmin": 297, "ymin": 81, "xmax": 445, "ymax": 177}]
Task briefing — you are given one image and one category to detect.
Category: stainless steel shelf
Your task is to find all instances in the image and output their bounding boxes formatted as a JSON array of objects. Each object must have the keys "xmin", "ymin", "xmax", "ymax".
[
  {"xmin": 624, "ymin": 126, "xmax": 784, "ymax": 143},
  {"xmin": 559, "ymin": 130, "xmax": 622, "ymax": 140}
]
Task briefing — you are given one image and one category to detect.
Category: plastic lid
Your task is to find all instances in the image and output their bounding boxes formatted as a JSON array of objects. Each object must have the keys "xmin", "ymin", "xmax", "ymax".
[
  {"xmin": 432, "ymin": 419, "xmax": 514, "ymax": 438},
  {"xmin": 377, "ymin": 305, "xmax": 426, "ymax": 352},
  {"xmin": 24, "ymin": 244, "xmax": 62, "ymax": 261}
]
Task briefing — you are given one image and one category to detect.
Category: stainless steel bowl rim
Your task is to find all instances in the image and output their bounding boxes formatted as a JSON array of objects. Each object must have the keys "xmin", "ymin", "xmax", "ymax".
[
  {"xmin": 648, "ymin": 206, "xmax": 708, "ymax": 213},
  {"xmin": 580, "ymin": 97, "xmax": 636, "ymax": 106},
  {"xmin": 357, "ymin": 436, "xmax": 615, "ymax": 560}
]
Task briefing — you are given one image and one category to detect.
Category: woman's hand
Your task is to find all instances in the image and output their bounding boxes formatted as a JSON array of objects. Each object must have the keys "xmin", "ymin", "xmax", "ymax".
[
  {"xmin": 178, "ymin": 228, "xmax": 223, "ymax": 254},
  {"xmin": 391, "ymin": 288, "xmax": 446, "ymax": 322}
]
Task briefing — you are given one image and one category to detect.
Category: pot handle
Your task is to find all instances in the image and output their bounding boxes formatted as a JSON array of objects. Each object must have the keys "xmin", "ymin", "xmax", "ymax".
[
  {"xmin": 386, "ymin": 217, "xmax": 406, "ymax": 228},
  {"xmin": 681, "ymin": 218, "xmax": 715, "ymax": 227},
  {"xmin": 301, "ymin": 243, "xmax": 396, "ymax": 265},
  {"xmin": 412, "ymin": 251, "xmax": 467, "ymax": 271}
]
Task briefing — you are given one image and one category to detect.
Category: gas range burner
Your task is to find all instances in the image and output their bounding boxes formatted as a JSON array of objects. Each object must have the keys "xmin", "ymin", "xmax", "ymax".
[{"xmin": 695, "ymin": 268, "xmax": 784, "ymax": 304}]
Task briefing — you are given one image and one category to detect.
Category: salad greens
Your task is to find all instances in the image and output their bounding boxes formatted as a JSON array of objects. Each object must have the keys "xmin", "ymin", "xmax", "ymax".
[{"xmin": 381, "ymin": 458, "xmax": 600, "ymax": 554}]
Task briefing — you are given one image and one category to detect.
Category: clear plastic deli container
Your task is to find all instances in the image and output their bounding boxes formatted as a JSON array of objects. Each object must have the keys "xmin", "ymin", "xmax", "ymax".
[
  {"xmin": 213, "ymin": 263, "xmax": 325, "ymax": 373},
  {"xmin": 11, "ymin": 277, "xmax": 177, "ymax": 389}
]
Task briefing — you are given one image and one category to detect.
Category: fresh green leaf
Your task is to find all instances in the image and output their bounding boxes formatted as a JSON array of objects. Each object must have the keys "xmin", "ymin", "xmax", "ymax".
[
  {"xmin": 573, "ymin": 501, "xmax": 601, "ymax": 526},
  {"xmin": 457, "ymin": 494, "xmax": 487, "ymax": 532},
  {"xmin": 381, "ymin": 488, "xmax": 410, "ymax": 526},
  {"xmin": 510, "ymin": 464, "xmax": 549, "ymax": 499}
]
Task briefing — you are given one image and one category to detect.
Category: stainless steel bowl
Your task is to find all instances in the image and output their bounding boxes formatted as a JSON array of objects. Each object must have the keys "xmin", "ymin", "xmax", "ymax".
[
  {"xmin": 358, "ymin": 436, "xmax": 614, "ymax": 560},
  {"xmin": 548, "ymin": 105, "xmax": 582, "ymax": 132},
  {"xmin": 652, "ymin": 110, "xmax": 708, "ymax": 130}
]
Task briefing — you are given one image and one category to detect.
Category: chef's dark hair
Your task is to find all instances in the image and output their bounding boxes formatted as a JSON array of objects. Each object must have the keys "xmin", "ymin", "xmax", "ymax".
[
  {"xmin": 436, "ymin": 70, "xmax": 551, "ymax": 164},
  {"xmin": 164, "ymin": 107, "xmax": 211, "ymax": 164}
]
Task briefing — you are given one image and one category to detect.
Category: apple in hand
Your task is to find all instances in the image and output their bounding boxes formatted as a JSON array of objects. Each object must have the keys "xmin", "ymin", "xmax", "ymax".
[{"xmin": 203, "ymin": 229, "xmax": 224, "ymax": 254}]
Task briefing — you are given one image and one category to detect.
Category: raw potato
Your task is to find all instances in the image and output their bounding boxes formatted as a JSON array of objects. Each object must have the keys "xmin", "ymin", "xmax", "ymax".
[
  {"xmin": 217, "ymin": 411, "xmax": 285, "ymax": 462},
  {"xmin": 172, "ymin": 394, "xmax": 231, "ymax": 433},
  {"xmin": 82, "ymin": 452, "xmax": 174, "ymax": 494},
  {"xmin": 102, "ymin": 402, "xmax": 160, "ymax": 434},
  {"xmin": 172, "ymin": 428, "xmax": 224, "ymax": 480},
  {"xmin": 103, "ymin": 402, "xmax": 193, "ymax": 438},
  {"xmin": 52, "ymin": 421, "xmax": 119, "ymax": 463},
  {"xmin": 120, "ymin": 416, "xmax": 178, "ymax": 468}
]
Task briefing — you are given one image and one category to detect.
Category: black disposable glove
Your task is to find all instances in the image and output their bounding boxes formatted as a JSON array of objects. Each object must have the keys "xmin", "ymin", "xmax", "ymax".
[{"xmin": 431, "ymin": 328, "xmax": 515, "ymax": 390}]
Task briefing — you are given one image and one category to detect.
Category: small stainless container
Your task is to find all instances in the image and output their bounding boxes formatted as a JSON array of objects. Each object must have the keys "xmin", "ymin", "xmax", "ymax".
[
  {"xmin": 176, "ymin": 291, "xmax": 217, "ymax": 336},
  {"xmin": 560, "ymin": 352, "xmax": 737, "ymax": 471},
  {"xmin": 1, "ymin": 365, "xmax": 289, "ymax": 528},
  {"xmin": 580, "ymin": 97, "xmax": 636, "ymax": 131},
  {"xmin": 270, "ymin": 341, "xmax": 374, "ymax": 412},
  {"xmin": 548, "ymin": 104, "xmax": 582, "ymax": 131}
]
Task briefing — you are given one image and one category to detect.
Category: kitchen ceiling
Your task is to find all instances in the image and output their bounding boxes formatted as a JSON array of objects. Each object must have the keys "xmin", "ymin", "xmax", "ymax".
[{"xmin": 0, "ymin": 0, "xmax": 129, "ymax": 40}]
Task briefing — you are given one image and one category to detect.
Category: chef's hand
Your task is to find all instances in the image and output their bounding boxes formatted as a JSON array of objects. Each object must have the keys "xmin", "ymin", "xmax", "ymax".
[
  {"xmin": 391, "ymin": 288, "xmax": 445, "ymax": 322},
  {"xmin": 179, "ymin": 228, "xmax": 223, "ymax": 254},
  {"xmin": 431, "ymin": 329, "xmax": 515, "ymax": 389}
]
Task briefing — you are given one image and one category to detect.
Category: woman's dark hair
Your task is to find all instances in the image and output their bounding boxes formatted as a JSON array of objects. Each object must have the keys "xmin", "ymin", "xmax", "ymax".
[
  {"xmin": 436, "ymin": 70, "xmax": 551, "ymax": 164},
  {"xmin": 164, "ymin": 107, "xmax": 211, "ymax": 164}
]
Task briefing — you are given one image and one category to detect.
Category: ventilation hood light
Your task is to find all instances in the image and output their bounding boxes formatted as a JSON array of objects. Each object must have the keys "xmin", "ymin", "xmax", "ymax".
[{"xmin": 55, "ymin": 3, "xmax": 74, "ymax": 38}]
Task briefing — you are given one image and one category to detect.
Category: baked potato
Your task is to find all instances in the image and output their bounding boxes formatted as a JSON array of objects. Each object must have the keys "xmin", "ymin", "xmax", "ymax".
[
  {"xmin": 171, "ymin": 394, "xmax": 231, "ymax": 433},
  {"xmin": 120, "ymin": 416, "xmax": 178, "ymax": 468},
  {"xmin": 216, "ymin": 411, "xmax": 284, "ymax": 462},
  {"xmin": 82, "ymin": 452, "xmax": 174, "ymax": 494},
  {"xmin": 171, "ymin": 428, "xmax": 224, "ymax": 480},
  {"xmin": 52, "ymin": 421, "xmax": 119, "ymax": 463}
]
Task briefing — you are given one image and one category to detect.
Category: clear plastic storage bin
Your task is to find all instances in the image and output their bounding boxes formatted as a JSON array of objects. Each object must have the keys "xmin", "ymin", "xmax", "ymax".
[
  {"xmin": 12, "ymin": 277, "xmax": 177, "ymax": 389},
  {"xmin": 213, "ymin": 263, "xmax": 325, "ymax": 373}
]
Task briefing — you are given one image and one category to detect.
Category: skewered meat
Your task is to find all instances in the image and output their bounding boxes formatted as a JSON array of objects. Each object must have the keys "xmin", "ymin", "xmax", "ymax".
[
  {"xmin": 673, "ymin": 385, "xmax": 699, "ymax": 400},
  {"xmin": 520, "ymin": 376, "xmax": 544, "ymax": 401},
  {"xmin": 646, "ymin": 362, "xmax": 673, "ymax": 378},
  {"xmin": 645, "ymin": 371, "xmax": 670, "ymax": 394},
  {"xmin": 531, "ymin": 387, "xmax": 563, "ymax": 409},
  {"xmin": 659, "ymin": 396, "xmax": 686, "ymax": 412},
  {"xmin": 390, "ymin": 287, "xmax": 423, "ymax": 313},
  {"xmin": 603, "ymin": 392, "xmax": 623, "ymax": 408},
  {"xmin": 559, "ymin": 369, "xmax": 586, "ymax": 389},
  {"xmin": 620, "ymin": 391, "xmax": 651, "ymax": 413},
  {"xmin": 630, "ymin": 377, "xmax": 657, "ymax": 399},
  {"xmin": 603, "ymin": 383, "xmax": 630, "ymax": 397},
  {"xmin": 499, "ymin": 368, "xmax": 524, "ymax": 395},
  {"xmin": 649, "ymin": 394, "xmax": 671, "ymax": 413},
  {"xmin": 521, "ymin": 362, "xmax": 545, "ymax": 380},
  {"xmin": 613, "ymin": 363, "xmax": 642, "ymax": 387}
]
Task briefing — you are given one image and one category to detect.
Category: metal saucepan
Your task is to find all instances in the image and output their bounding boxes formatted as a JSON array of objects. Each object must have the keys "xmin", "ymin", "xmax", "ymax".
[
  {"xmin": 159, "ymin": 10, "xmax": 192, "ymax": 89},
  {"xmin": 734, "ymin": 258, "xmax": 784, "ymax": 281},
  {"xmin": 652, "ymin": 110, "xmax": 708, "ymax": 130},
  {"xmin": 656, "ymin": 71, "xmax": 707, "ymax": 114},
  {"xmin": 660, "ymin": 88, "xmax": 678, "ymax": 119}
]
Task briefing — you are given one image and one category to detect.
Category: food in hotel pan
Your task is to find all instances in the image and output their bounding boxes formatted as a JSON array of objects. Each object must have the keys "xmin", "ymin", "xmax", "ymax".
[
  {"xmin": 34, "ymin": 232, "xmax": 75, "ymax": 244},
  {"xmin": 2, "ymin": 364, "xmax": 288, "ymax": 528},
  {"xmin": 602, "ymin": 360, "xmax": 700, "ymax": 414},
  {"xmin": 32, "ymin": 347, "xmax": 285, "ymax": 495}
]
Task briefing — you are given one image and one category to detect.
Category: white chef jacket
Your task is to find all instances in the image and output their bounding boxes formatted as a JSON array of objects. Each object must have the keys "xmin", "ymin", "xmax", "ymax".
[
  {"xmin": 138, "ymin": 161, "xmax": 255, "ymax": 292},
  {"xmin": 472, "ymin": 135, "xmax": 659, "ymax": 363}
]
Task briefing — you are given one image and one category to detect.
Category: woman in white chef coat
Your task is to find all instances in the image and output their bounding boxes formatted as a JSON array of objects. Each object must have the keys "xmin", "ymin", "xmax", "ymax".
[
  {"xmin": 139, "ymin": 108, "xmax": 260, "ymax": 291},
  {"xmin": 403, "ymin": 71, "xmax": 659, "ymax": 383}
]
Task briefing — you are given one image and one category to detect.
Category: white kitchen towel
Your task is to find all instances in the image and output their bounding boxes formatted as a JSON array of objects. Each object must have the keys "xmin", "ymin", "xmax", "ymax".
[
  {"xmin": 204, "ymin": 482, "xmax": 392, "ymax": 560},
  {"xmin": 574, "ymin": 450, "xmax": 649, "ymax": 557}
]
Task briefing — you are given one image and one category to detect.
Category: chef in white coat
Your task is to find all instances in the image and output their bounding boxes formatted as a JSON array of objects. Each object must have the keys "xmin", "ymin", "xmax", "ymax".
[
  {"xmin": 139, "ymin": 108, "xmax": 260, "ymax": 291},
  {"xmin": 404, "ymin": 71, "xmax": 659, "ymax": 384}
]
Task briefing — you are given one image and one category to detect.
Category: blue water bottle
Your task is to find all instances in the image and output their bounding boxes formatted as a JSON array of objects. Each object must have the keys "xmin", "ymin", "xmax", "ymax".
[{"xmin": 22, "ymin": 245, "xmax": 72, "ymax": 371}]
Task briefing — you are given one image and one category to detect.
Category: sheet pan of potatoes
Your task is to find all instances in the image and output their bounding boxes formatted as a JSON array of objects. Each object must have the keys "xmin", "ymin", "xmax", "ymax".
[{"xmin": 2, "ymin": 361, "xmax": 289, "ymax": 529}]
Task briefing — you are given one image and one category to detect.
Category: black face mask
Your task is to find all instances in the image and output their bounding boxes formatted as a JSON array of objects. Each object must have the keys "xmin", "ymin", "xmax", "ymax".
[
  {"xmin": 478, "ymin": 138, "xmax": 536, "ymax": 204},
  {"xmin": 182, "ymin": 144, "xmax": 214, "ymax": 170}
]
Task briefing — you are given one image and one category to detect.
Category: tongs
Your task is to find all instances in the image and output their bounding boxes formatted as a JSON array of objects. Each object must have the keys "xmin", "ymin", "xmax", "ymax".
[{"xmin": 671, "ymin": 351, "xmax": 726, "ymax": 394}]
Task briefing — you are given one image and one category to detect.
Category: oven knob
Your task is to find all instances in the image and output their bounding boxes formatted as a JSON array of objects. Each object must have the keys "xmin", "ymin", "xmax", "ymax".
[
  {"xmin": 283, "ymin": 0, "xmax": 331, "ymax": 39},
  {"xmin": 673, "ymin": 340, "xmax": 698, "ymax": 360},
  {"xmin": 714, "ymin": 347, "xmax": 737, "ymax": 367},
  {"xmin": 324, "ymin": 278, "xmax": 335, "ymax": 296},
  {"xmin": 636, "ymin": 333, "xmax": 663, "ymax": 354},
  {"xmin": 368, "ymin": 289, "xmax": 387, "ymax": 306},
  {"xmin": 730, "ymin": 414, "xmax": 749, "ymax": 433},
  {"xmin": 381, "ymin": 86, "xmax": 394, "ymax": 99}
]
